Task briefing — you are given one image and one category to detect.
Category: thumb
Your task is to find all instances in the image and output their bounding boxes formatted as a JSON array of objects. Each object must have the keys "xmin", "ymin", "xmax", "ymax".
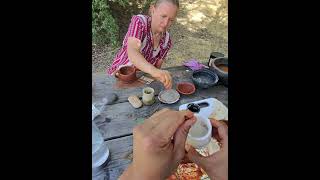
[
  {"xmin": 173, "ymin": 118, "xmax": 196, "ymax": 157},
  {"xmin": 187, "ymin": 147, "xmax": 208, "ymax": 167}
]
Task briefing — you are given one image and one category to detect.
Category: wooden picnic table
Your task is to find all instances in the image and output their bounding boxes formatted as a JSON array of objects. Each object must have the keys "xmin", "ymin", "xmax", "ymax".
[{"xmin": 92, "ymin": 66, "xmax": 228, "ymax": 180}]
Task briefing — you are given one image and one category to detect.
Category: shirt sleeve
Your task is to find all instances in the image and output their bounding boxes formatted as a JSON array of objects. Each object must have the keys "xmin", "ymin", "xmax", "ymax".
[{"xmin": 127, "ymin": 15, "xmax": 145, "ymax": 41}]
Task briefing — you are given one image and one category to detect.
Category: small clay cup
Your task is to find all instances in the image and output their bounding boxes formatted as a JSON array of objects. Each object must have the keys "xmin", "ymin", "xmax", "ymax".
[{"xmin": 115, "ymin": 66, "xmax": 137, "ymax": 83}]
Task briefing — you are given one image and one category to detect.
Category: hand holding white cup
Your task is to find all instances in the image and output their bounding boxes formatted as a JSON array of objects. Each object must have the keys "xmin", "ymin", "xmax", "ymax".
[{"xmin": 186, "ymin": 114, "xmax": 213, "ymax": 149}]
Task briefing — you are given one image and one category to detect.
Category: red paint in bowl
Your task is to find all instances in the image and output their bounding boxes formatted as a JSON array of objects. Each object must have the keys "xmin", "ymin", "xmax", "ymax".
[{"xmin": 176, "ymin": 82, "xmax": 196, "ymax": 95}]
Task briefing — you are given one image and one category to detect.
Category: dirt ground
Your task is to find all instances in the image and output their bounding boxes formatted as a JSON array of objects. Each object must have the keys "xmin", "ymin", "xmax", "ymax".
[{"xmin": 92, "ymin": 0, "xmax": 228, "ymax": 73}]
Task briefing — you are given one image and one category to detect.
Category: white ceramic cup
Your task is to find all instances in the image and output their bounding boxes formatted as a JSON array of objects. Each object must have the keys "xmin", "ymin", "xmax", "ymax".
[{"xmin": 186, "ymin": 114, "xmax": 212, "ymax": 149}]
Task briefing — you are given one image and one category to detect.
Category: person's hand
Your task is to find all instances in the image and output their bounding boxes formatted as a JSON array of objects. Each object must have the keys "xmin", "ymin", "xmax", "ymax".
[
  {"xmin": 152, "ymin": 69, "xmax": 172, "ymax": 89},
  {"xmin": 187, "ymin": 119, "xmax": 228, "ymax": 180},
  {"xmin": 121, "ymin": 108, "xmax": 196, "ymax": 180}
]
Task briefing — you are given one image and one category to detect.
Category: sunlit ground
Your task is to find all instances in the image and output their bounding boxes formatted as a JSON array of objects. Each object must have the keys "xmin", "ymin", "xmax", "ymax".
[{"xmin": 164, "ymin": 0, "xmax": 228, "ymax": 67}]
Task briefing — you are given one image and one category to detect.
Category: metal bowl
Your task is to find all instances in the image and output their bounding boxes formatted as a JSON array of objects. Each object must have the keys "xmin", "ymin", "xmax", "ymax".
[{"xmin": 191, "ymin": 68, "xmax": 219, "ymax": 89}]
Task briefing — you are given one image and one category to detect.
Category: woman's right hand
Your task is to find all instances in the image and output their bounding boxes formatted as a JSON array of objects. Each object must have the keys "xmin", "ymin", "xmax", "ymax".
[
  {"xmin": 187, "ymin": 119, "xmax": 228, "ymax": 180},
  {"xmin": 152, "ymin": 69, "xmax": 172, "ymax": 89}
]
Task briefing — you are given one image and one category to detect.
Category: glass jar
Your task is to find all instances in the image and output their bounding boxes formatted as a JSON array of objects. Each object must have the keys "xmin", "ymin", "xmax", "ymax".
[{"xmin": 92, "ymin": 121, "xmax": 109, "ymax": 174}]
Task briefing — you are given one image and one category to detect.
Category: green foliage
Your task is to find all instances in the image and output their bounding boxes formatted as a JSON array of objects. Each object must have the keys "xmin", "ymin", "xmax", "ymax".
[
  {"xmin": 92, "ymin": 0, "xmax": 154, "ymax": 46},
  {"xmin": 113, "ymin": 0, "xmax": 129, "ymax": 7},
  {"xmin": 142, "ymin": 0, "xmax": 155, "ymax": 15},
  {"xmin": 92, "ymin": 0, "xmax": 128, "ymax": 46}
]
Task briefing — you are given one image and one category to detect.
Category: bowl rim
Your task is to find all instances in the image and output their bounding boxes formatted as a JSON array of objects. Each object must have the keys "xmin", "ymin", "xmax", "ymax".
[
  {"xmin": 210, "ymin": 57, "xmax": 228, "ymax": 75},
  {"xmin": 176, "ymin": 82, "xmax": 196, "ymax": 95},
  {"xmin": 158, "ymin": 89, "xmax": 180, "ymax": 104},
  {"xmin": 187, "ymin": 114, "xmax": 213, "ymax": 147},
  {"xmin": 192, "ymin": 69, "xmax": 219, "ymax": 87},
  {"xmin": 210, "ymin": 52, "xmax": 225, "ymax": 58}
]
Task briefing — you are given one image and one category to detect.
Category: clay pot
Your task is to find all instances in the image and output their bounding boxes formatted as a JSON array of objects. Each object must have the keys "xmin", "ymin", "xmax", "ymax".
[
  {"xmin": 208, "ymin": 52, "xmax": 224, "ymax": 65},
  {"xmin": 176, "ymin": 82, "xmax": 196, "ymax": 95},
  {"xmin": 115, "ymin": 66, "xmax": 137, "ymax": 83},
  {"xmin": 209, "ymin": 57, "xmax": 228, "ymax": 86},
  {"xmin": 192, "ymin": 69, "xmax": 219, "ymax": 89}
]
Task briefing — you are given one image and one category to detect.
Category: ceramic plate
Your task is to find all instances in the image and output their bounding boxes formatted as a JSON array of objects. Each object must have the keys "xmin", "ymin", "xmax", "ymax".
[{"xmin": 158, "ymin": 89, "xmax": 180, "ymax": 104}]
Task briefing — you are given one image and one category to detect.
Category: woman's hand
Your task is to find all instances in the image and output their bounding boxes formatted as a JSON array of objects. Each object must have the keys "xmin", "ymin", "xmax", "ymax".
[{"xmin": 152, "ymin": 69, "xmax": 172, "ymax": 89}]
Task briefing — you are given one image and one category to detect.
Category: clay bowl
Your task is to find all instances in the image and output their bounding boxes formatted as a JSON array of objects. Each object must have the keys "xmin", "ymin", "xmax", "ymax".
[
  {"xmin": 115, "ymin": 66, "xmax": 137, "ymax": 83},
  {"xmin": 176, "ymin": 82, "xmax": 196, "ymax": 95},
  {"xmin": 209, "ymin": 57, "xmax": 228, "ymax": 86},
  {"xmin": 208, "ymin": 52, "xmax": 225, "ymax": 66},
  {"xmin": 192, "ymin": 68, "xmax": 219, "ymax": 89}
]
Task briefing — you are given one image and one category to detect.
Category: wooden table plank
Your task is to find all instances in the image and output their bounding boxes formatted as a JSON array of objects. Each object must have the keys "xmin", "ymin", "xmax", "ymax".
[{"xmin": 93, "ymin": 135, "xmax": 133, "ymax": 180}]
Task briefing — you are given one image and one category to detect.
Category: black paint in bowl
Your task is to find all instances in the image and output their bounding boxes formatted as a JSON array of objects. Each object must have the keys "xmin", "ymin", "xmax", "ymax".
[{"xmin": 191, "ymin": 69, "xmax": 219, "ymax": 89}]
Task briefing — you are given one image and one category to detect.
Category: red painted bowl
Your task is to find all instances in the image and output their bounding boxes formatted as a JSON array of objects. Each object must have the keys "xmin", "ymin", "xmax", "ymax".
[{"xmin": 176, "ymin": 82, "xmax": 196, "ymax": 95}]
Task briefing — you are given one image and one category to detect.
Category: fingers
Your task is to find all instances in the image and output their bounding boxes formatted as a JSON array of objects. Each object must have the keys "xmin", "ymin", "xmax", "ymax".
[
  {"xmin": 173, "ymin": 118, "xmax": 196, "ymax": 157},
  {"xmin": 180, "ymin": 154, "xmax": 192, "ymax": 164},
  {"xmin": 159, "ymin": 71, "xmax": 172, "ymax": 89},
  {"xmin": 180, "ymin": 110, "xmax": 195, "ymax": 119},
  {"xmin": 146, "ymin": 108, "xmax": 171, "ymax": 127},
  {"xmin": 160, "ymin": 74, "xmax": 169, "ymax": 89},
  {"xmin": 153, "ymin": 70, "xmax": 172, "ymax": 89},
  {"xmin": 152, "ymin": 110, "xmax": 195, "ymax": 141},
  {"xmin": 210, "ymin": 119, "xmax": 228, "ymax": 148},
  {"xmin": 187, "ymin": 147, "xmax": 208, "ymax": 167},
  {"xmin": 165, "ymin": 71, "xmax": 172, "ymax": 89},
  {"xmin": 143, "ymin": 109, "xmax": 194, "ymax": 134}
]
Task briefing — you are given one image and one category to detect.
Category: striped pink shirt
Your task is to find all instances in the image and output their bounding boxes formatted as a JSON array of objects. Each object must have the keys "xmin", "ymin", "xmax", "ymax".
[{"xmin": 107, "ymin": 14, "xmax": 172, "ymax": 75}]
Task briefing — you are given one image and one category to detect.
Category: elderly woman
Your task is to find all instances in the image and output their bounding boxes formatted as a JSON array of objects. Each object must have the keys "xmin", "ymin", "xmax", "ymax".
[{"xmin": 107, "ymin": 0, "xmax": 180, "ymax": 89}]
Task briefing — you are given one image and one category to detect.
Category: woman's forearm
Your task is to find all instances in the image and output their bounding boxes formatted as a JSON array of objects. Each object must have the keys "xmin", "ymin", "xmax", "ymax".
[
  {"xmin": 127, "ymin": 37, "xmax": 160, "ymax": 75},
  {"xmin": 127, "ymin": 47, "xmax": 159, "ymax": 75}
]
